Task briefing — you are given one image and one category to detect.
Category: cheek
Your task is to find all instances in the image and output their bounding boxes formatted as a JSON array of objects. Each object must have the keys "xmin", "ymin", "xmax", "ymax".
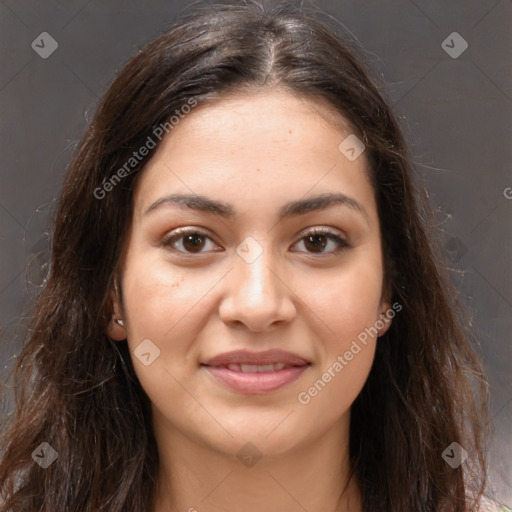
[
  {"xmin": 120, "ymin": 253, "xmax": 228, "ymax": 394},
  {"xmin": 120, "ymin": 258, "xmax": 204, "ymax": 412},
  {"xmin": 295, "ymin": 269, "xmax": 381, "ymax": 422},
  {"xmin": 293, "ymin": 252, "xmax": 383, "ymax": 411},
  {"xmin": 296, "ymin": 341, "xmax": 376, "ymax": 433},
  {"xmin": 121, "ymin": 255, "xmax": 209, "ymax": 342},
  {"xmin": 303, "ymin": 253, "xmax": 384, "ymax": 342}
]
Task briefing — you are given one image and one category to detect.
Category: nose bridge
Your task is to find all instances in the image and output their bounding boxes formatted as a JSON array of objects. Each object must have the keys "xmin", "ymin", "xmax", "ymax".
[
  {"xmin": 235, "ymin": 236, "xmax": 279, "ymax": 303},
  {"xmin": 219, "ymin": 235, "xmax": 295, "ymax": 330}
]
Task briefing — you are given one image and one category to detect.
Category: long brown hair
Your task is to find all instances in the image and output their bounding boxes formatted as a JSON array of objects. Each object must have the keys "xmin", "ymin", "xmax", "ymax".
[{"xmin": 0, "ymin": 2, "xmax": 489, "ymax": 510}]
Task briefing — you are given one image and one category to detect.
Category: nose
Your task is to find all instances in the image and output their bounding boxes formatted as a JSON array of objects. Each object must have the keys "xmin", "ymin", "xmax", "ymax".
[{"xmin": 218, "ymin": 240, "xmax": 296, "ymax": 332}]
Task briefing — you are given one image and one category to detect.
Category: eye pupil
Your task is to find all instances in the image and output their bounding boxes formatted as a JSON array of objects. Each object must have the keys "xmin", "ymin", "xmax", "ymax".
[
  {"xmin": 305, "ymin": 235, "xmax": 327, "ymax": 252},
  {"xmin": 183, "ymin": 234, "xmax": 205, "ymax": 252}
]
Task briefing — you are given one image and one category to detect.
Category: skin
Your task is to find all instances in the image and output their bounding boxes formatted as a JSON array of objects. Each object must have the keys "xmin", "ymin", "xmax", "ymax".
[{"xmin": 107, "ymin": 89, "xmax": 392, "ymax": 512}]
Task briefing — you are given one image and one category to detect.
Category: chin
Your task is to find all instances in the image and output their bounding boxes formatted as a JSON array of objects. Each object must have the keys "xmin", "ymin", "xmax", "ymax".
[{"xmin": 210, "ymin": 414, "xmax": 315, "ymax": 460}]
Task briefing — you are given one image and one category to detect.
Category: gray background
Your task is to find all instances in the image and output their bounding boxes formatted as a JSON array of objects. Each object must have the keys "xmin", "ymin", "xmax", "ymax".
[{"xmin": 0, "ymin": 0, "xmax": 511, "ymax": 507}]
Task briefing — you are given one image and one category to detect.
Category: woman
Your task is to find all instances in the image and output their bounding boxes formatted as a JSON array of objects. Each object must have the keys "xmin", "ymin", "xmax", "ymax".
[{"xmin": 0, "ymin": 1, "xmax": 494, "ymax": 511}]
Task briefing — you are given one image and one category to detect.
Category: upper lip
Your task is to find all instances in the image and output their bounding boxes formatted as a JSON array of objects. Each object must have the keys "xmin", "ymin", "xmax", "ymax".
[{"xmin": 202, "ymin": 349, "xmax": 310, "ymax": 367}]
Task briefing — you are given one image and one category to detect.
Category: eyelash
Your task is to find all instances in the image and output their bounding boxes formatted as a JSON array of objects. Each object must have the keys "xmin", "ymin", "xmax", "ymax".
[{"xmin": 160, "ymin": 227, "xmax": 350, "ymax": 256}]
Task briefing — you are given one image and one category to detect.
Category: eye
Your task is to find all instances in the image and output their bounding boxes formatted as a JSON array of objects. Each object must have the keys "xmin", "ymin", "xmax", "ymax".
[
  {"xmin": 161, "ymin": 227, "xmax": 220, "ymax": 254},
  {"xmin": 291, "ymin": 227, "xmax": 350, "ymax": 255},
  {"xmin": 161, "ymin": 226, "xmax": 350, "ymax": 256}
]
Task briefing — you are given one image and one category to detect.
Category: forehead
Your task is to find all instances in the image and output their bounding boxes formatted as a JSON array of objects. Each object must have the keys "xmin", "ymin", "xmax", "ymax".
[
  {"xmin": 174, "ymin": 89, "xmax": 354, "ymax": 140},
  {"xmin": 132, "ymin": 89, "xmax": 376, "ymax": 223}
]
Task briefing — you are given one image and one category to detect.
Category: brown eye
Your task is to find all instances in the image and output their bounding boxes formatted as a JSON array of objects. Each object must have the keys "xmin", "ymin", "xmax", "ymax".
[
  {"xmin": 161, "ymin": 228, "xmax": 219, "ymax": 254},
  {"xmin": 292, "ymin": 228, "xmax": 350, "ymax": 255},
  {"xmin": 181, "ymin": 233, "xmax": 206, "ymax": 252},
  {"xmin": 303, "ymin": 234, "xmax": 328, "ymax": 253}
]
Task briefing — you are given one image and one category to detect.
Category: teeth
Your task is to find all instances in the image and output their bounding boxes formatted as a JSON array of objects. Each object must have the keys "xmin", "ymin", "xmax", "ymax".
[
  {"xmin": 226, "ymin": 363, "xmax": 286, "ymax": 373},
  {"xmin": 240, "ymin": 364, "xmax": 259, "ymax": 373}
]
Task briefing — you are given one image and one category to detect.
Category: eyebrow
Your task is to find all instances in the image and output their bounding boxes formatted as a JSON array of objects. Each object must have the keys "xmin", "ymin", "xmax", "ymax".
[{"xmin": 143, "ymin": 192, "xmax": 370, "ymax": 224}]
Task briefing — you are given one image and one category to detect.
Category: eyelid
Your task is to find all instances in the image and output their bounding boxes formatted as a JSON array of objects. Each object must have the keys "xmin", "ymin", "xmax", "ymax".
[
  {"xmin": 161, "ymin": 226, "xmax": 350, "ymax": 255},
  {"xmin": 292, "ymin": 226, "xmax": 350, "ymax": 254},
  {"xmin": 295, "ymin": 225, "xmax": 346, "ymax": 241},
  {"xmin": 160, "ymin": 226, "xmax": 220, "ymax": 252}
]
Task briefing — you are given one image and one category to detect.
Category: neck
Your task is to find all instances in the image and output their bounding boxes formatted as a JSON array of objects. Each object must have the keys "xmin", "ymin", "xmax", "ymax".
[{"xmin": 152, "ymin": 416, "xmax": 362, "ymax": 512}]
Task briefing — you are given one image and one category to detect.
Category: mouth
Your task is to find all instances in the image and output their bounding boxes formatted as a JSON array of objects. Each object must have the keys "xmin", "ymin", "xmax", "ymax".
[
  {"xmin": 201, "ymin": 349, "xmax": 311, "ymax": 394},
  {"xmin": 218, "ymin": 362, "xmax": 294, "ymax": 372}
]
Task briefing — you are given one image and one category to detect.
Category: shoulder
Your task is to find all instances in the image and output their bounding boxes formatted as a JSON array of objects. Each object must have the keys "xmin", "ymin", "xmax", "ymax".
[
  {"xmin": 466, "ymin": 484, "xmax": 510, "ymax": 512},
  {"xmin": 477, "ymin": 496, "xmax": 511, "ymax": 512}
]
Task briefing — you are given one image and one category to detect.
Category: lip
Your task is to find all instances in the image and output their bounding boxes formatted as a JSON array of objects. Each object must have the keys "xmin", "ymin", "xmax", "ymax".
[
  {"xmin": 201, "ymin": 349, "xmax": 310, "ymax": 394},
  {"xmin": 202, "ymin": 349, "xmax": 310, "ymax": 367}
]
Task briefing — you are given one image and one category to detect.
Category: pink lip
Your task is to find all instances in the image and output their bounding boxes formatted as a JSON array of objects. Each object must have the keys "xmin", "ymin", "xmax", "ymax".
[
  {"xmin": 203, "ymin": 365, "xmax": 309, "ymax": 394},
  {"xmin": 201, "ymin": 349, "xmax": 310, "ymax": 394},
  {"xmin": 202, "ymin": 349, "xmax": 309, "ymax": 367}
]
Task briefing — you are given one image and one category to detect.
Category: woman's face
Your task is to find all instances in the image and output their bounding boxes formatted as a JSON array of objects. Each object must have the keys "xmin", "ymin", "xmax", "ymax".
[{"xmin": 109, "ymin": 89, "xmax": 391, "ymax": 459}]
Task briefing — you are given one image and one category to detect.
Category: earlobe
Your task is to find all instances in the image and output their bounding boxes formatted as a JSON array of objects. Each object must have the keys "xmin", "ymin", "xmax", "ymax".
[
  {"xmin": 107, "ymin": 286, "xmax": 127, "ymax": 341},
  {"xmin": 377, "ymin": 301, "xmax": 393, "ymax": 337},
  {"xmin": 107, "ymin": 314, "xmax": 127, "ymax": 340}
]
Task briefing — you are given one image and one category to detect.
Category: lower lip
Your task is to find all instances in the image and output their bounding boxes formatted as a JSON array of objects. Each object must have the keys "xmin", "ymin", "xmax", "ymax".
[{"xmin": 202, "ymin": 365, "xmax": 309, "ymax": 394}]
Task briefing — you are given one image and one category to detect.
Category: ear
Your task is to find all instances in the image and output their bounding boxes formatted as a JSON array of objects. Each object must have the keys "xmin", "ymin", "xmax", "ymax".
[
  {"xmin": 106, "ymin": 286, "xmax": 127, "ymax": 341},
  {"xmin": 377, "ymin": 299, "xmax": 393, "ymax": 338}
]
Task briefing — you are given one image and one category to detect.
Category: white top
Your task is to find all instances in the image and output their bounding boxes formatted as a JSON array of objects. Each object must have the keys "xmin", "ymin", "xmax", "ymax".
[{"xmin": 479, "ymin": 496, "xmax": 511, "ymax": 511}]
